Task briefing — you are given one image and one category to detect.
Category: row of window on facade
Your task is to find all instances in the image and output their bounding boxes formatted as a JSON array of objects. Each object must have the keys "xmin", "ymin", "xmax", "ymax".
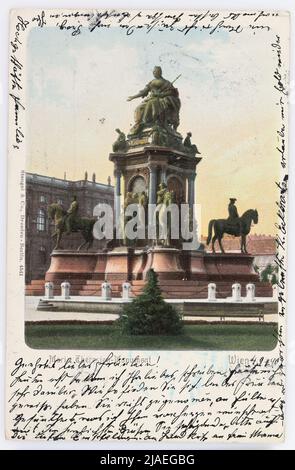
[
  {"xmin": 38, "ymin": 195, "xmax": 113, "ymax": 205},
  {"xmin": 39, "ymin": 195, "xmax": 63, "ymax": 205},
  {"xmin": 37, "ymin": 209, "xmax": 47, "ymax": 231},
  {"xmin": 35, "ymin": 203, "xmax": 112, "ymax": 232},
  {"xmin": 34, "ymin": 192, "xmax": 114, "ymax": 232}
]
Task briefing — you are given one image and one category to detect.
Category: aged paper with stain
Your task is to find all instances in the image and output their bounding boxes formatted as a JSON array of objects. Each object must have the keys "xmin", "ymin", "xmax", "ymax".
[{"xmin": 6, "ymin": 9, "xmax": 289, "ymax": 442}]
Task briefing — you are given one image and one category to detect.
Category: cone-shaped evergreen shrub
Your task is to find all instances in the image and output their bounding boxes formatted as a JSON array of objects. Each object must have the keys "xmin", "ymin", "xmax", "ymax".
[{"xmin": 118, "ymin": 269, "xmax": 183, "ymax": 335}]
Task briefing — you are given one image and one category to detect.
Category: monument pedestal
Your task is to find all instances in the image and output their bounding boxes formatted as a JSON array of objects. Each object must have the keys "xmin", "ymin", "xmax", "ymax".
[
  {"xmin": 188, "ymin": 251, "xmax": 207, "ymax": 280},
  {"xmin": 104, "ymin": 247, "xmax": 131, "ymax": 281},
  {"xmin": 131, "ymin": 249, "xmax": 147, "ymax": 280},
  {"xmin": 45, "ymin": 250, "xmax": 259, "ymax": 284},
  {"xmin": 32, "ymin": 248, "xmax": 272, "ymax": 298},
  {"xmin": 203, "ymin": 253, "xmax": 259, "ymax": 282},
  {"xmin": 93, "ymin": 253, "xmax": 107, "ymax": 280},
  {"xmin": 142, "ymin": 247, "xmax": 185, "ymax": 280},
  {"xmin": 45, "ymin": 251, "xmax": 97, "ymax": 281}
]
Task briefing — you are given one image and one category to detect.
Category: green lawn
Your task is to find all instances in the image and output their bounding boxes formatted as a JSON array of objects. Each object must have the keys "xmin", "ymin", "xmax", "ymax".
[{"xmin": 25, "ymin": 323, "xmax": 278, "ymax": 351}]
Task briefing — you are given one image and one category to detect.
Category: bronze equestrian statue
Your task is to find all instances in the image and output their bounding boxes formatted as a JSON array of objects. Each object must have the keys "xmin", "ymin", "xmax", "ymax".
[
  {"xmin": 207, "ymin": 198, "xmax": 258, "ymax": 254},
  {"xmin": 48, "ymin": 197, "xmax": 96, "ymax": 251}
]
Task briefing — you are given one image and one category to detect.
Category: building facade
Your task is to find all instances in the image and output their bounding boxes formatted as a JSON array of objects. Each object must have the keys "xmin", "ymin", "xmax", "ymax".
[{"xmin": 25, "ymin": 172, "xmax": 114, "ymax": 283}]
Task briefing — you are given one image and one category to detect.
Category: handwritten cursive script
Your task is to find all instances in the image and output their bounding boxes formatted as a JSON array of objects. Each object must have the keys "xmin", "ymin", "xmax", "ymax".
[{"xmin": 7, "ymin": 353, "xmax": 284, "ymax": 441}]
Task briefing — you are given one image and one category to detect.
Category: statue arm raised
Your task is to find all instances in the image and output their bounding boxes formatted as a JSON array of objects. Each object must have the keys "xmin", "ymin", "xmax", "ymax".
[{"xmin": 127, "ymin": 84, "xmax": 150, "ymax": 101}]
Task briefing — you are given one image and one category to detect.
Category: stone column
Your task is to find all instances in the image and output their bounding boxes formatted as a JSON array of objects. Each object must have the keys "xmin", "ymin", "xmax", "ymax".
[
  {"xmin": 121, "ymin": 172, "xmax": 126, "ymax": 202},
  {"xmin": 148, "ymin": 165, "xmax": 157, "ymax": 226},
  {"xmin": 161, "ymin": 165, "xmax": 167, "ymax": 184},
  {"xmin": 187, "ymin": 172, "xmax": 198, "ymax": 248},
  {"xmin": 149, "ymin": 165, "xmax": 157, "ymax": 204},
  {"xmin": 188, "ymin": 173, "xmax": 196, "ymax": 209},
  {"xmin": 114, "ymin": 168, "xmax": 121, "ymax": 233}
]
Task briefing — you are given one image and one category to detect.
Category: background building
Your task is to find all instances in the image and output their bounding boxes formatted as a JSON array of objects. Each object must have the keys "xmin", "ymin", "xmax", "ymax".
[{"xmin": 25, "ymin": 172, "xmax": 114, "ymax": 283}]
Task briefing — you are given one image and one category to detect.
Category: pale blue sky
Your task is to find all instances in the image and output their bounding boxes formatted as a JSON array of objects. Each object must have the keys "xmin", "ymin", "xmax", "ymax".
[{"xmin": 26, "ymin": 23, "xmax": 279, "ymax": 234}]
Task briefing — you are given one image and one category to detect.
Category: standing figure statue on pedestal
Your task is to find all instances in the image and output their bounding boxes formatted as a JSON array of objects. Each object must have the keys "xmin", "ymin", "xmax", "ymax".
[
  {"xmin": 138, "ymin": 190, "xmax": 148, "ymax": 208},
  {"xmin": 138, "ymin": 190, "xmax": 148, "ymax": 240},
  {"xmin": 157, "ymin": 182, "xmax": 168, "ymax": 204},
  {"xmin": 123, "ymin": 190, "xmax": 148, "ymax": 246},
  {"xmin": 123, "ymin": 192, "xmax": 134, "ymax": 246},
  {"xmin": 156, "ymin": 183, "xmax": 175, "ymax": 247}
]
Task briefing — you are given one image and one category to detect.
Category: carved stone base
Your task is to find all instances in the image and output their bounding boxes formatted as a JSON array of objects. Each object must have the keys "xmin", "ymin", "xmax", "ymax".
[
  {"xmin": 188, "ymin": 251, "xmax": 207, "ymax": 280},
  {"xmin": 45, "ymin": 250, "xmax": 260, "ymax": 283},
  {"xmin": 92, "ymin": 253, "xmax": 107, "ymax": 280},
  {"xmin": 127, "ymin": 126, "xmax": 183, "ymax": 150},
  {"xmin": 203, "ymin": 253, "xmax": 259, "ymax": 282},
  {"xmin": 142, "ymin": 247, "xmax": 185, "ymax": 280},
  {"xmin": 45, "ymin": 251, "xmax": 97, "ymax": 281},
  {"xmin": 130, "ymin": 249, "xmax": 148, "ymax": 280},
  {"xmin": 31, "ymin": 248, "xmax": 272, "ymax": 297},
  {"xmin": 104, "ymin": 247, "xmax": 130, "ymax": 281}
]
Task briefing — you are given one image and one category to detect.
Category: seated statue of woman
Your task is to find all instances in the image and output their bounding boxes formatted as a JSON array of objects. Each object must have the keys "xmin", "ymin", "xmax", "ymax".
[{"xmin": 127, "ymin": 66, "xmax": 181, "ymax": 136}]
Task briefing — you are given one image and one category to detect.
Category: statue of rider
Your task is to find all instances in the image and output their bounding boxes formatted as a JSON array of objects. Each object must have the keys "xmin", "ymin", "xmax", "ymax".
[
  {"xmin": 227, "ymin": 198, "xmax": 241, "ymax": 233},
  {"xmin": 65, "ymin": 195, "xmax": 79, "ymax": 234}
]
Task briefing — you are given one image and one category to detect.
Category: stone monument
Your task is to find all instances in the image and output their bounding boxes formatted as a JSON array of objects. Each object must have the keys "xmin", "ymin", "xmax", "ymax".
[
  {"xmin": 107, "ymin": 65, "xmax": 202, "ymax": 280},
  {"xmin": 38, "ymin": 65, "xmax": 272, "ymax": 298}
]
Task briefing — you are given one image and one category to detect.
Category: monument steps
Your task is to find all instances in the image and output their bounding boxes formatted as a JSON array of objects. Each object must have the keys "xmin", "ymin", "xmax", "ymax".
[
  {"xmin": 37, "ymin": 299, "xmax": 58, "ymax": 312},
  {"xmin": 25, "ymin": 278, "xmax": 273, "ymax": 298},
  {"xmin": 31, "ymin": 280, "xmax": 46, "ymax": 286},
  {"xmin": 25, "ymin": 280, "xmax": 85, "ymax": 296}
]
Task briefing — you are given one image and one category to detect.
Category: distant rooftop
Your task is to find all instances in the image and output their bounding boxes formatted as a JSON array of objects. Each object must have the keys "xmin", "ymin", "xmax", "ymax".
[
  {"xmin": 201, "ymin": 234, "xmax": 276, "ymax": 255},
  {"xmin": 26, "ymin": 172, "xmax": 114, "ymax": 192}
]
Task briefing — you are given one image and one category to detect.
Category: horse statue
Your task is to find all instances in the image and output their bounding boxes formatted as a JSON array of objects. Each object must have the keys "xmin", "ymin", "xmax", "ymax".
[
  {"xmin": 47, "ymin": 203, "xmax": 96, "ymax": 251},
  {"xmin": 206, "ymin": 209, "xmax": 258, "ymax": 254}
]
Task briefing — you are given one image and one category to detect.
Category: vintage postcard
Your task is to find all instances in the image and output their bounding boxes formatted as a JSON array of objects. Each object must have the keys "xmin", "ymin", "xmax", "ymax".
[{"xmin": 6, "ymin": 8, "xmax": 289, "ymax": 443}]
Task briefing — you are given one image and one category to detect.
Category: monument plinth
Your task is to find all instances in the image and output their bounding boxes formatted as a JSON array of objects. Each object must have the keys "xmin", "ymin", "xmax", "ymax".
[
  {"xmin": 204, "ymin": 253, "xmax": 259, "ymax": 283},
  {"xmin": 45, "ymin": 251, "xmax": 97, "ymax": 282},
  {"xmin": 104, "ymin": 247, "xmax": 131, "ymax": 281},
  {"xmin": 142, "ymin": 247, "xmax": 185, "ymax": 280},
  {"xmin": 44, "ymin": 250, "xmax": 259, "ymax": 284}
]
